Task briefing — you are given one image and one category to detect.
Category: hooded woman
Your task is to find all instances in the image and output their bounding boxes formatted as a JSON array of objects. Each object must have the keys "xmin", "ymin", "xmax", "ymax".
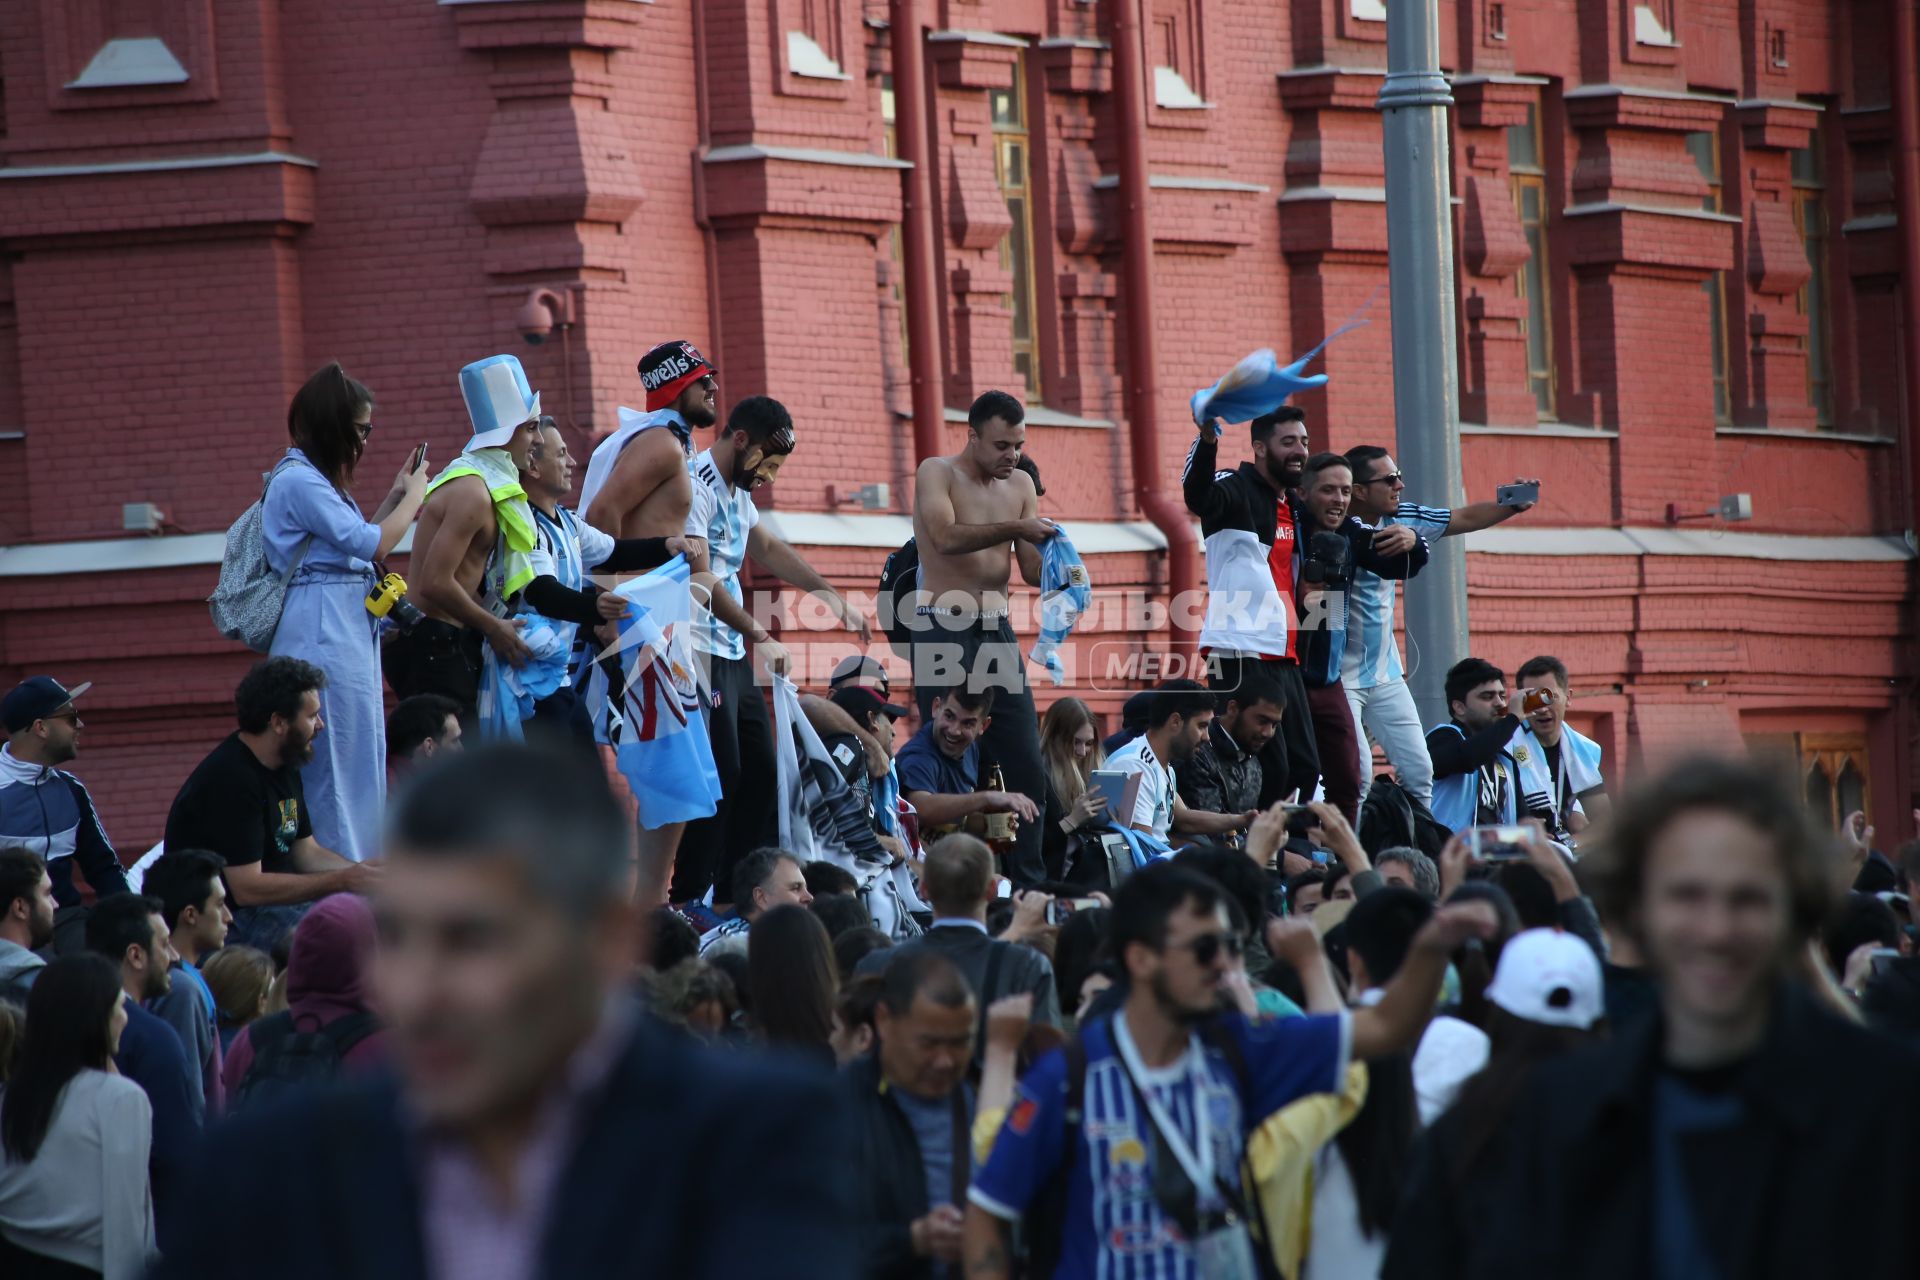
[{"xmin": 221, "ymin": 895, "xmax": 387, "ymax": 1106}]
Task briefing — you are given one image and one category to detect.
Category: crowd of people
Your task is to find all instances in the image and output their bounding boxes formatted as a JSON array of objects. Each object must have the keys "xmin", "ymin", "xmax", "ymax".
[{"xmin": 0, "ymin": 347, "xmax": 1915, "ymax": 1279}]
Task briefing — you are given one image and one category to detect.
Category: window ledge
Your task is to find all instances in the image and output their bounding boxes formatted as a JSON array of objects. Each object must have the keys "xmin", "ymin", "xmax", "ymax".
[
  {"xmin": 1095, "ymin": 174, "xmax": 1269, "ymax": 194},
  {"xmin": 67, "ymin": 37, "xmax": 189, "ymax": 89},
  {"xmin": 1563, "ymin": 201, "xmax": 1742, "ymax": 225},
  {"xmin": 1716, "ymin": 426, "xmax": 1895, "ymax": 446},
  {"xmin": 1460, "ymin": 422, "xmax": 1620, "ymax": 439},
  {"xmin": 941, "ymin": 406, "xmax": 1114, "ymax": 430}
]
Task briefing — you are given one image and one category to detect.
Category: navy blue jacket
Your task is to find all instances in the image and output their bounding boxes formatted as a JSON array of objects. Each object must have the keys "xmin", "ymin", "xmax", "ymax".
[
  {"xmin": 151, "ymin": 1015, "xmax": 857, "ymax": 1280},
  {"xmin": 0, "ymin": 747, "xmax": 132, "ymax": 908},
  {"xmin": 116, "ymin": 1000, "xmax": 202, "ymax": 1255}
]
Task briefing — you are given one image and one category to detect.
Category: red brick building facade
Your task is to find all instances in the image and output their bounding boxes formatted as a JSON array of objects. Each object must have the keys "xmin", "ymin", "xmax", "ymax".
[{"xmin": 0, "ymin": 0, "xmax": 1914, "ymax": 848}]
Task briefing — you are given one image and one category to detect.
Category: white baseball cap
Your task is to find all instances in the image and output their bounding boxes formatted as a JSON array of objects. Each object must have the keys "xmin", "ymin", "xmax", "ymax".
[{"xmin": 1485, "ymin": 928, "xmax": 1605, "ymax": 1030}]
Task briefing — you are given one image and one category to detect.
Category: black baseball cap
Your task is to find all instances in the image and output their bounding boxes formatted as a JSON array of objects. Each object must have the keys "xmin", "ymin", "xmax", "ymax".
[
  {"xmin": 830, "ymin": 685, "xmax": 909, "ymax": 725},
  {"xmin": 3, "ymin": 677, "xmax": 92, "ymax": 733},
  {"xmin": 829, "ymin": 654, "xmax": 890, "ymax": 693}
]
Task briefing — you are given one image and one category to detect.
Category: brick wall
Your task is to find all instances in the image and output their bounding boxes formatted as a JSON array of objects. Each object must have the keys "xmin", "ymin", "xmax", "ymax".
[{"xmin": 0, "ymin": 0, "xmax": 1912, "ymax": 850}]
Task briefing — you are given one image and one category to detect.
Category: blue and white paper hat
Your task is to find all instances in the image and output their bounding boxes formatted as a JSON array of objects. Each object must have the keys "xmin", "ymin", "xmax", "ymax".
[{"xmin": 459, "ymin": 354, "xmax": 542, "ymax": 451}]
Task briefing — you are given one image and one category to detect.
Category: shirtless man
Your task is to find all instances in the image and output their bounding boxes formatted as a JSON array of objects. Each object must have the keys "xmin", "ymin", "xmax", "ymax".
[
  {"xmin": 909, "ymin": 389, "xmax": 1058, "ymax": 884},
  {"xmin": 393, "ymin": 355, "xmax": 543, "ymax": 712},
  {"xmin": 577, "ymin": 339, "xmax": 719, "ymax": 907}
]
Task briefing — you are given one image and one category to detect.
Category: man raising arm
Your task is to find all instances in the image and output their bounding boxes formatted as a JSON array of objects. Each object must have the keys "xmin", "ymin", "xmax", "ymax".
[
  {"xmin": 1339, "ymin": 444, "xmax": 1539, "ymax": 810},
  {"xmin": 961, "ymin": 863, "xmax": 1494, "ymax": 1280}
]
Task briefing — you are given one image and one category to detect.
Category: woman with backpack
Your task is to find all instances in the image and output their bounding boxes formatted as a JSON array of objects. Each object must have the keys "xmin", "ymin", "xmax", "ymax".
[
  {"xmin": 222, "ymin": 895, "xmax": 387, "ymax": 1110},
  {"xmin": 264, "ymin": 363, "xmax": 429, "ymax": 863},
  {"xmin": 0, "ymin": 955, "xmax": 156, "ymax": 1279}
]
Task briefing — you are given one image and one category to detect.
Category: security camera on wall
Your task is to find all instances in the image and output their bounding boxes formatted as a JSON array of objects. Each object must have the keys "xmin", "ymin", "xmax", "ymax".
[{"xmin": 512, "ymin": 297, "xmax": 553, "ymax": 346}]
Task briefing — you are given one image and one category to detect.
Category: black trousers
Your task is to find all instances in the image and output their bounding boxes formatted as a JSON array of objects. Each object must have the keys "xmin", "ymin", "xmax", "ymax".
[
  {"xmin": 910, "ymin": 615, "xmax": 1048, "ymax": 885},
  {"xmin": 530, "ymin": 684, "xmax": 595, "ymax": 745},
  {"xmin": 382, "ymin": 619, "xmax": 483, "ymax": 721},
  {"xmin": 1209, "ymin": 655, "xmax": 1321, "ymax": 810},
  {"xmin": 676, "ymin": 653, "xmax": 777, "ymax": 905}
]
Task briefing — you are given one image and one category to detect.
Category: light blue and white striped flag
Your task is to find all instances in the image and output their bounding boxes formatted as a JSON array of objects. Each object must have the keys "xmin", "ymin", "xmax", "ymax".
[
  {"xmin": 589, "ymin": 556, "xmax": 722, "ymax": 829},
  {"xmin": 476, "ymin": 619, "xmax": 572, "ymax": 741},
  {"xmin": 1030, "ymin": 531, "xmax": 1092, "ymax": 685}
]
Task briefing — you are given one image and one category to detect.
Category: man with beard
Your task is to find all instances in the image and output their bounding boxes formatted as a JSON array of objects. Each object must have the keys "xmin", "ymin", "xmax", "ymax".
[
  {"xmin": 1293, "ymin": 452, "xmax": 1429, "ymax": 822},
  {"xmin": 962, "ymin": 863, "xmax": 1498, "ymax": 1280},
  {"xmin": 910, "ymin": 390, "xmax": 1057, "ymax": 885},
  {"xmin": 165, "ymin": 658, "xmax": 375, "ymax": 950},
  {"xmin": 1183, "ymin": 407, "xmax": 1321, "ymax": 808},
  {"xmin": 1105, "ymin": 680, "xmax": 1257, "ymax": 844},
  {"xmin": 1457, "ymin": 759, "xmax": 1920, "ymax": 1279},
  {"xmin": 0, "ymin": 675, "xmax": 132, "ymax": 952},
  {"xmin": 1425, "ymin": 657, "xmax": 1523, "ymax": 836},
  {"xmin": 87, "ymin": 892, "xmax": 201, "ymax": 1252},
  {"xmin": 579, "ymin": 340, "xmax": 721, "ymax": 901},
  {"xmin": 1175, "ymin": 673, "xmax": 1284, "ymax": 822},
  {"xmin": 677, "ymin": 396, "xmax": 871, "ymax": 908},
  {"xmin": 0, "ymin": 847, "xmax": 56, "ymax": 1004}
]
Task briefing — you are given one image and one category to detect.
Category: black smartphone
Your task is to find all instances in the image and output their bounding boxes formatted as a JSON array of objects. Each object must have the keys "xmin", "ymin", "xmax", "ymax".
[{"xmin": 411, "ymin": 441, "xmax": 429, "ymax": 472}]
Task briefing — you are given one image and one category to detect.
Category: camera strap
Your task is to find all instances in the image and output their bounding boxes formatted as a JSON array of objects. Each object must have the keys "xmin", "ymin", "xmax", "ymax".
[{"xmin": 1109, "ymin": 1013, "xmax": 1240, "ymax": 1219}]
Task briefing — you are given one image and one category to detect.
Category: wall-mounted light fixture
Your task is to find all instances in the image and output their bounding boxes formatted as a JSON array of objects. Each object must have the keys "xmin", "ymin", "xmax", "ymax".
[{"xmin": 1665, "ymin": 493, "xmax": 1753, "ymax": 525}]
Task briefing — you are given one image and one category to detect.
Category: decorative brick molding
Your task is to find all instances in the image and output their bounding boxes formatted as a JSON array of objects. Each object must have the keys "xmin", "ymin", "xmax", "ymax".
[
  {"xmin": 1032, "ymin": 38, "xmax": 1119, "ymax": 421},
  {"xmin": 1454, "ymin": 77, "xmax": 1541, "ymax": 427}
]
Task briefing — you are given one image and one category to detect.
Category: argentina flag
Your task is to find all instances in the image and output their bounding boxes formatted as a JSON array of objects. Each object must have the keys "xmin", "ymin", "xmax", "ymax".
[
  {"xmin": 591, "ymin": 556, "xmax": 722, "ymax": 829},
  {"xmin": 1029, "ymin": 530, "xmax": 1092, "ymax": 685},
  {"xmin": 475, "ymin": 618, "xmax": 572, "ymax": 741}
]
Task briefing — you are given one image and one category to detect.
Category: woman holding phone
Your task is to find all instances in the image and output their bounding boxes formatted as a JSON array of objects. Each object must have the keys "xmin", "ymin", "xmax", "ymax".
[
  {"xmin": 264, "ymin": 363, "xmax": 428, "ymax": 862},
  {"xmin": 1038, "ymin": 697, "xmax": 1110, "ymax": 879}
]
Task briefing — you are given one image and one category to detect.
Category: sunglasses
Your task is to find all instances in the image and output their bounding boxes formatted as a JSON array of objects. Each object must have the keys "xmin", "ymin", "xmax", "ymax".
[
  {"xmin": 41, "ymin": 710, "xmax": 82, "ymax": 726},
  {"xmin": 1357, "ymin": 471, "xmax": 1403, "ymax": 486},
  {"xmin": 1170, "ymin": 931, "xmax": 1243, "ymax": 966}
]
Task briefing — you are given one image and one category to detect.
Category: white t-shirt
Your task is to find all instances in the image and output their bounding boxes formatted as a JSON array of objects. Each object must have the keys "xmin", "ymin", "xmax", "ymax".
[
  {"xmin": 1106, "ymin": 735, "xmax": 1175, "ymax": 841},
  {"xmin": 1411, "ymin": 1013, "xmax": 1491, "ymax": 1125},
  {"xmin": 685, "ymin": 449, "xmax": 762, "ymax": 661}
]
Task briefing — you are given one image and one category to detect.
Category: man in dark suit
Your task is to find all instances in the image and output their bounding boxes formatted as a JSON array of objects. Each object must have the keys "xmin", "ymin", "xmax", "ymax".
[
  {"xmin": 155, "ymin": 743, "xmax": 854, "ymax": 1280},
  {"xmin": 857, "ymin": 834, "xmax": 1061, "ymax": 1046}
]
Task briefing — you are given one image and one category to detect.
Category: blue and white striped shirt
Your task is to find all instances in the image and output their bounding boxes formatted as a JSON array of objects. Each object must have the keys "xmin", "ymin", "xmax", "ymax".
[
  {"xmin": 526, "ymin": 505, "xmax": 616, "ymax": 686},
  {"xmin": 1341, "ymin": 502, "xmax": 1451, "ymax": 689},
  {"xmin": 970, "ymin": 1012, "xmax": 1349, "ymax": 1280},
  {"xmin": 686, "ymin": 449, "xmax": 762, "ymax": 661}
]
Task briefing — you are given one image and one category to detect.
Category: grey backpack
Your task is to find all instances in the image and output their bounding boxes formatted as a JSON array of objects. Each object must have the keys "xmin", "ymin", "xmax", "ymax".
[{"xmin": 208, "ymin": 458, "xmax": 314, "ymax": 651}]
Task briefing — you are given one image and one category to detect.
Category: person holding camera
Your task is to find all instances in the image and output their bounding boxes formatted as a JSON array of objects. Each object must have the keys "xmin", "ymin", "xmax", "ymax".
[
  {"xmin": 1294, "ymin": 453, "xmax": 1430, "ymax": 823},
  {"xmin": 1426, "ymin": 658, "xmax": 1526, "ymax": 835},
  {"xmin": 1341, "ymin": 446, "xmax": 1540, "ymax": 810},
  {"xmin": 265, "ymin": 363, "xmax": 429, "ymax": 863}
]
